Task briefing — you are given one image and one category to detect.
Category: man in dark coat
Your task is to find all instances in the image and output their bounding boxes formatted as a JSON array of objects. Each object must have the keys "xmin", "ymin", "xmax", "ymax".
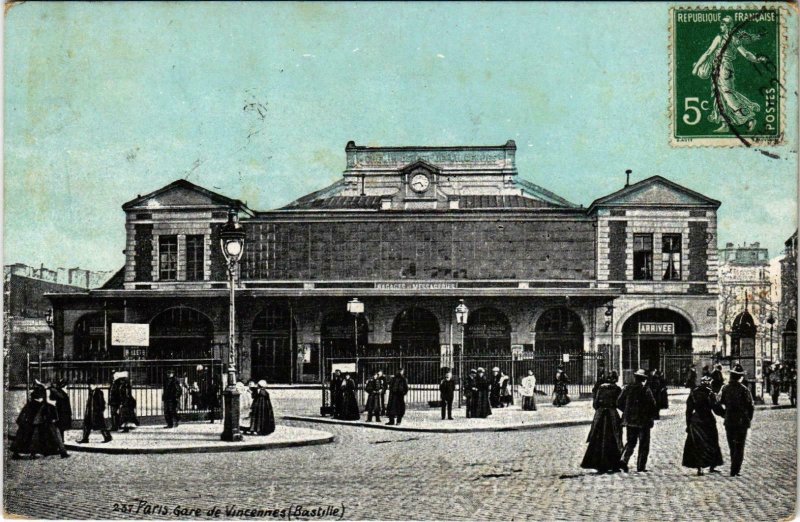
[
  {"xmin": 489, "ymin": 367, "xmax": 502, "ymax": 408},
  {"xmin": 717, "ymin": 364, "xmax": 754, "ymax": 477},
  {"xmin": 617, "ymin": 369, "xmax": 657, "ymax": 472},
  {"xmin": 78, "ymin": 378, "xmax": 112, "ymax": 443},
  {"xmin": 439, "ymin": 371, "xmax": 456, "ymax": 420},
  {"xmin": 377, "ymin": 370, "xmax": 388, "ymax": 416},
  {"xmin": 646, "ymin": 369, "xmax": 663, "ymax": 420},
  {"xmin": 162, "ymin": 370, "xmax": 182, "ymax": 428},
  {"xmin": 108, "ymin": 372, "xmax": 124, "ymax": 431},
  {"xmin": 789, "ymin": 366, "xmax": 797, "ymax": 408},
  {"xmin": 685, "ymin": 364, "xmax": 698, "ymax": 391},
  {"xmin": 386, "ymin": 369, "xmax": 409, "ymax": 425},
  {"xmin": 464, "ymin": 369, "xmax": 477, "ymax": 418},
  {"xmin": 49, "ymin": 379, "xmax": 73, "ymax": 443},
  {"xmin": 769, "ymin": 365, "xmax": 782, "ymax": 405},
  {"xmin": 12, "ymin": 384, "xmax": 69, "ymax": 459},
  {"xmin": 329, "ymin": 370, "xmax": 343, "ymax": 418},
  {"xmin": 365, "ymin": 372, "xmax": 383, "ymax": 422},
  {"xmin": 710, "ymin": 364, "xmax": 725, "ymax": 394},
  {"xmin": 472, "ymin": 368, "xmax": 492, "ymax": 418}
]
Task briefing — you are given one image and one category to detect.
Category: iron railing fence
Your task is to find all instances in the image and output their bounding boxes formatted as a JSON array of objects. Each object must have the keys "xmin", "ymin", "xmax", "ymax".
[
  {"xmin": 27, "ymin": 358, "xmax": 224, "ymax": 420},
  {"xmin": 322, "ymin": 352, "xmax": 604, "ymax": 410}
]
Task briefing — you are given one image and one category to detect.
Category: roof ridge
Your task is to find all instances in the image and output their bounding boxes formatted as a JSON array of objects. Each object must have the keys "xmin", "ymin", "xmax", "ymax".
[{"xmin": 513, "ymin": 177, "xmax": 578, "ymax": 207}]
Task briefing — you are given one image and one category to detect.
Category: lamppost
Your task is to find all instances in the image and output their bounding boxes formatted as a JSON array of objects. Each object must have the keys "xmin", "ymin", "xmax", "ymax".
[
  {"xmin": 220, "ymin": 208, "xmax": 246, "ymax": 442},
  {"xmin": 455, "ymin": 299, "xmax": 469, "ymax": 407},
  {"xmin": 605, "ymin": 302, "xmax": 619, "ymax": 381},
  {"xmin": 347, "ymin": 298, "xmax": 364, "ymax": 383},
  {"xmin": 767, "ymin": 313, "xmax": 776, "ymax": 362},
  {"xmin": 43, "ymin": 308, "xmax": 55, "ymax": 380}
]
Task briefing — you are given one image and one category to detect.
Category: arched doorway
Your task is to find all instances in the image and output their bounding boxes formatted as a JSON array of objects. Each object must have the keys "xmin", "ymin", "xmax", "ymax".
[
  {"xmin": 73, "ymin": 312, "xmax": 124, "ymax": 360},
  {"xmin": 391, "ymin": 307, "xmax": 440, "ymax": 356},
  {"xmin": 251, "ymin": 305, "xmax": 296, "ymax": 384},
  {"xmin": 149, "ymin": 307, "xmax": 213, "ymax": 360},
  {"xmin": 321, "ymin": 310, "xmax": 368, "ymax": 360},
  {"xmin": 535, "ymin": 307, "xmax": 584, "ymax": 355},
  {"xmin": 465, "ymin": 308, "xmax": 511, "ymax": 355},
  {"xmin": 621, "ymin": 308, "xmax": 692, "ymax": 386}
]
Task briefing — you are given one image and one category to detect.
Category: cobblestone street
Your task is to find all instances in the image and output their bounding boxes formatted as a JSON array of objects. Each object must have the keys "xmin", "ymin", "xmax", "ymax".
[{"xmin": 4, "ymin": 407, "xmax": 796, "ymax": 520}]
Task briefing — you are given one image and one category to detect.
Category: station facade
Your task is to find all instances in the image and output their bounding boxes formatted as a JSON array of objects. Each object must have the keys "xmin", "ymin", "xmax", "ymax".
[{"xmin": 49, "ymin": 141, "xmax": 721, "ymax": 386}]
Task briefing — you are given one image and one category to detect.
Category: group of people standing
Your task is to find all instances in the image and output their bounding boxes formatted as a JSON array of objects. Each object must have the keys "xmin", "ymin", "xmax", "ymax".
[
  {"xmin": 581, "ymin": 364, "xmax": 754, "ymax": 477},
  {"xmin": 235, "ymin": 379, "xmax": 276, "ymax": 436},
  {"xmin": 11, "ymin": 380, "xmax": 72, "ymax": 459},
  {"xmin": 329, "ymin": 369, "xmax": 409, "ymax": 425}
]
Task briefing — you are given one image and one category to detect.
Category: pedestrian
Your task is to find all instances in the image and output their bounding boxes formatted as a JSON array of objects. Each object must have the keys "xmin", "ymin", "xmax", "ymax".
[
  {"xmin": 439, "ymin": 371, "xmax": 455, "ymax": 420},
  {"xmin": 472, "ymin": 367, "xmax": 492, "ymax": 419},
  {"xmin": 377, "ymin": 370, "xmax": 388, "ymax": 416},
  {"xmin": 365, "ymin": 372, "xmax": 383, "ymax": 422},
  {"xmin": 194, "ymin": 365, "xmax": 207, "ymax": 410},
  {"xmin": 654, "ymin": 369, "xmax": 669, "ymax": 411},
  {"xmin": 329, "ymin": 369, "xmax": 343, "ymax": 418},
  {"xmin": 581, "ymin": 371, "xmax": 623, "ymax": 474},
  {"xmin": 520, "ymin": 369, "xmax": 537, "ymax": 411},
  {"xmin": 162, "ymin": 370, "xmax": 182, "ymax": 429},
  {"xmin": 499, "ymin": 370, "xmax": 513, "ymax": 407},
  {"xmin": 717, "ymin": 364, "xmax": 754, "ymax": 477},
  {"xmin": 204, "ymin": 375, "xmax": 221, "ymax": 424},
  {"xmin": 338, "ymin": 373, "xmax": 360, "ymax": 421},
  {"xmin": 646, "ymin": 369, "xmax": 663, "ymax": 420},
  {"xmin": 108, "ymin": 371, "xmax": 124, "ymax": 432},
  {"xmin": 682, "ymin": 375, "xmax": 724, "ymax": 476},
  {"xmin": 591, "ymin": 369, "xmax": 606, "ymax": 401},
  {"xmin": 490, "ymin": 367, "xmax": 502, "ymax": 408},
  {"xmin": 78, "ymin": 378, "xmax": 113, "ymax": 444},
  {"xmin": 789, "ymin": 366, "xmax": 797, "ymax": 408},
  {"xmin": 617, "ymin": 369, "xmax": 657, "ymax": 473},
  {"xmin": 386, "ymin": 368, "xmax": 409, "ymax": 425},
  {"xmin": 553, "ymin": 366, "xmax": 571, "ymax": 407},
  {"xmin": 118, "ymin": 374, "xmax": 139, "ymax": 432},
  {"xmin": 12, "ymin": 383, "xmax": 69, "ymax": 459},
  {"xmin": 190, "ymin": 381, "xmax": 201, "ymax": 410},
  {"xmin": 685, "ymin": 364, "xmax": 697, "ymax": 391},
  {"xmin": 701, "ymin": 365, "xmax": 710, "ymax": 380},
  {"xmin": 710, "ymin": 364, "xmax": 725, "ymax": 394},
  {"xmin": 769, "ymin": 364, "xmax": 782, "ymax": 405},
  {"xmin": 464, "ymin": 369, "xmax": 477, "ymax": 418},
  {"xmin": 48, "ymin": 379, "xmax": 73, "ymax": 443},
  {"xmin": 249, "ymin": 380, "xmax": 276, "ymax": 435},
  {"xmin": 237, "ymin": 380, "xmax": 253, "ymax": 433}
]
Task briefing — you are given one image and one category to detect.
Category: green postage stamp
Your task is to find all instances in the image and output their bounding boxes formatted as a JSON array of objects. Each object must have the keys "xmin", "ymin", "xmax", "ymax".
[{"xmin": 670, "ymin": 6, "xmax": 785, "ymax": 146}]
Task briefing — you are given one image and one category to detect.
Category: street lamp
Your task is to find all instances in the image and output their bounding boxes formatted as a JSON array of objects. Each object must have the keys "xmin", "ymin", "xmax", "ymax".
[
  {"xmin": 347, "ymin": 298, "xmax": 364, "ymax": 383},
  {"xmin": 43, "ymin": 308, "xmax": 55, "ymax": 379},
  {"xmin": 455, "ymin": 299, "xmax": 469, "ymax": 407},
  {"xmin": 605, "ymin": 302, "xmax": 619, "ymax": 381},
  {"xmin": 220, "ymin": 208, "xmax": 246, "ymax": 442},
  {"xmin": 767, "ymin": 313, "xmax": 776, "ymax": 362}
]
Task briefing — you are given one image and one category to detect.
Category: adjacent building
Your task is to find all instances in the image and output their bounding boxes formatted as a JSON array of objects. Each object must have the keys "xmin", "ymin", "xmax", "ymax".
[
  {"xmin": 48, "ymin": 141, "xmax": 721, "ymax": 387},
  {"xmin": 780, "ymin": 231, "xmax": 797, "ymax": 363}
]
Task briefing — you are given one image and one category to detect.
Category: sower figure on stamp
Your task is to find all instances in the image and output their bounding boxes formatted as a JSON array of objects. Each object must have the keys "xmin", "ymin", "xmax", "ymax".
[
  {"xmin": 439, "ymin": 371, "xmax": 455, "ymax": 420},
  {"xmin": 386, "ymin": 368, "xmax": 409, "ymax": 426},
  {"xmin": 682, "ymin": 375, "xmax": 724, "ymax": 476},
  {"xmin": 581, "ymin": 371, "xmax": 622, "ymax": 474},
  {"xmin": 162, "ymin": 370, "xmax": 182, "ymax": 429},
  {"xmin": 365, "ymin": 372, "xmax": 382, "ymax": 422},
  {"xmin": 617, "ymin": 369, "xmax": 657, "ymax": 473},
  {"xmin": 78, "ymin": 378, "xmax": 112, "ymax": 443},
  {"xmin": 717, "ymin": 364, "xmax": 754, "ymax": 477}
]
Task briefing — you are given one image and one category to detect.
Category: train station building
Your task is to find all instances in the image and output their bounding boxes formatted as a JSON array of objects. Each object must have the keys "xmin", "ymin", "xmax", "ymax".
[{"xmin": 49, "ymin": 140, "xmax": 721, "ymax": 387}]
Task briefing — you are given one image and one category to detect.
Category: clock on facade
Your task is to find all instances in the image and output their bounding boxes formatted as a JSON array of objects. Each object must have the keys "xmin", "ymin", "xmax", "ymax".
[{"xmin": 410, "ymin": 172, "xmax": 430, "ymax": 193}]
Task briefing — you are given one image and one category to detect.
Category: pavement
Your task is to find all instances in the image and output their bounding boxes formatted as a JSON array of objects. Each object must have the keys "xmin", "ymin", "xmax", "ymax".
[{"xmin": 60, "ymin": 424, "xmax": 334, "ymax": 454}]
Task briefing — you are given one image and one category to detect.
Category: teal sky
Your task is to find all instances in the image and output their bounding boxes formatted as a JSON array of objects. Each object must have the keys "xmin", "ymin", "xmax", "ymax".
[{"xmin": 4, "ymin": 2, "xmax": 798, "ymax": 271}]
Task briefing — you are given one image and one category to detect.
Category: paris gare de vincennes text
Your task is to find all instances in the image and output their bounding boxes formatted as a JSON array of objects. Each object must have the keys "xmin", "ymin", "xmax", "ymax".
[{"xmin": 47, "ymin": 140, "xmax": 720, "ymax": 394}]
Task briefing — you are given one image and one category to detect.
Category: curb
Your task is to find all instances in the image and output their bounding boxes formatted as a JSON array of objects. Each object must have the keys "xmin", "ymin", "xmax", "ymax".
[
  {"xmin": 282, "ymin": 413, "xmax": 677, "ymax": 433},
  {"xmin": 60, "ymin": 434, "xmax": 335, "ymax": 455}
]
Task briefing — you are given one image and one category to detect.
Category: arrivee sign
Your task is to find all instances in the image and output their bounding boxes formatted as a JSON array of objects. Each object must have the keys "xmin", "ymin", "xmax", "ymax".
[{"xmin": 639, "ymin": 322, "xmax": 675, "ymax": 335}]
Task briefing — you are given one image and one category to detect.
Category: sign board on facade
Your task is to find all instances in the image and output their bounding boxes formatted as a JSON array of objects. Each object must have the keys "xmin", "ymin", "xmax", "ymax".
[
  {"xmin": 562, "ymin": 353, "xmax": 570, "ymax": 363},
  {"xmin": 331, "ymin": 363, "xmax": 356, "ymax": 374},
  {"xmin": 124, "ymin": 346, "xmax": 147, "ymax": 360},
  {"xmin": 638, "ymin": 322, "xmax": 675, "ymax": 335},
  {"xmin": 375, "ymin": 282, "xmax": 457, "ymax": 290},
  {"xmin": 740, "ymin": 338, "xmax": 755, "ymax": 357},
  {"xmin": 111, "ymin": 323, "xmax": 149, "ymax": 346}
]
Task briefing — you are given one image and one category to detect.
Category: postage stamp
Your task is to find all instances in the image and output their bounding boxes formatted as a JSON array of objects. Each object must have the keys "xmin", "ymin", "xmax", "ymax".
[{"xmin": 670, "ymin": 6, "xmax": 785, "ymax": 147}]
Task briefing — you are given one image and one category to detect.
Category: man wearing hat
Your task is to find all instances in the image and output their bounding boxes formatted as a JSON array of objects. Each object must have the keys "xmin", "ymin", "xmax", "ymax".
[
  {"xmin": 617, "ymin": 369, "xmax": 657, "ymax": 472},
  {"xmin": 162, "ymin": 370, "xmax": 182, "ymax": 429},
  {"xmin": 464, "ymin": 369, "xmax": 477, "ymax": 418},
  {"xmin": 78, "ymin": 378, "xmax": 112, "ymax": 443},
  {"xmin": 473, "ymin": 367, "xmax": 492, "ymax": 418},
  {"xmin": 717, "ymin": 364, "xmax": 754, "ymax": 476},
  {"xmin": 490, "ymin": 367, "xmax": 503, "ymax": 408}
]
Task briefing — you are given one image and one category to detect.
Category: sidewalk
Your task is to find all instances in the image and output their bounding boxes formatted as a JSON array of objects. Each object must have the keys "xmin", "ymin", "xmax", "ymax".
[{"xmin": 284, "ymin": 399, "xmax": 679, "ymax": 433}]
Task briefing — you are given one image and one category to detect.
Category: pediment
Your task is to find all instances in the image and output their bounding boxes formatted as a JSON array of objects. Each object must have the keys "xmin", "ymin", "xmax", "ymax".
[
  {"xmin": 589, "ymin": 176, "xmax": 720, "ymax": 211},
  {"xmin": 122, "ymin": 180, "xmax": 243, "ymax": 211},
  {"xmin": 399, "ymin": 159, "xmax": 441, "ymax": 175}
]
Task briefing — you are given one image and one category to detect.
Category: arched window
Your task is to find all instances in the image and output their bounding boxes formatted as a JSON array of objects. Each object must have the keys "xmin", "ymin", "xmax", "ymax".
[
  {"xmin": 621, "ymin": 308, "xmax": 693, "ymax": 386},
  {"xmin": 464, "ymin": 307, "xmax": 511, "ymax": 355},
  {"xmin": 535, "ymin": 307, "xmax": 584, "ymax": 355},
  {"xmin": 391, "ymin": 307, "xmax": 440, "ymax": 356},
  {"xmin": 251, "ymin": 305, "xmax": 296, "ymax": 384},
  {"xmin": 149, "ymin": 307, "xmax": 213, "ymax": 360}
]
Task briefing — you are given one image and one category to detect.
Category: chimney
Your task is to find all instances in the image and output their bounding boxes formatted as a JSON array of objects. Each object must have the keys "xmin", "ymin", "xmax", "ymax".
[{"xmin": 625, "ymin": 169, "xmax": 632, "ymax": 187}]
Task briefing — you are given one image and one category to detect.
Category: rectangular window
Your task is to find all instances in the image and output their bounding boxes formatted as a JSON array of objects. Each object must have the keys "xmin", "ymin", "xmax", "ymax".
[
  {"xmin": 633, "ymin": 234, "xmax": 653, "ymax": 280},
  {"xmin": 662, "ymin": 234, "xmax": 682, "ymax": 281},
  {"xmin": 186, "ymin": 235, "xmax": 205, "ymax": 281},
  {"xmin": 159, "ymin": 235, "xmax": 178, "ymax": 281}
]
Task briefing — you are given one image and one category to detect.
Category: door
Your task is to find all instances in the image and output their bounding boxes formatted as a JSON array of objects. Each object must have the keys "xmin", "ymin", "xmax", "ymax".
[{"xmin": 251, "ymin": 336, "xmax": 292, "ymax": 383}]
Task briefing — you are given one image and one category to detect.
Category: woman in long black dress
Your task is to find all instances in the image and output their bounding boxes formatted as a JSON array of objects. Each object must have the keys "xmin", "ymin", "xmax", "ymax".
[
  {"xmin": 338, "ymin": 373, "xmax": 361, "ymax": 421},
  {"xmin": 118, "ymin": 377, "xmax": 140, "ymax": 432},
  {"xmin": 472, "ymin": 368, "xmax": 492, "ymax": 418},
  {"xmin": 580, "ymin": 372, "xmax": 623, "ymax": 473},
  {"xmin": 249, "ymin": 380, "xmax": 276, "ymax": 435},
  {"xmin": 553, "ymin": 367, "xmax": 571, "ymax": 407},
  {"xmin": 682, "ymin": 375, "xmax": 724, "ymax": 475}
]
